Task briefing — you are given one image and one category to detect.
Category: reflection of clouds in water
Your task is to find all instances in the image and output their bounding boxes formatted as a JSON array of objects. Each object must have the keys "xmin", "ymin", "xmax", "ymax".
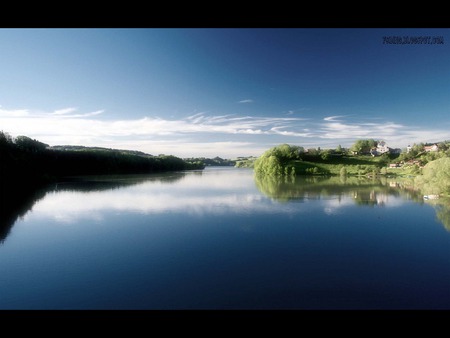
[
  {"xmin": 20, "ymin": 169, "xmax": 413, "ymax": 226},
  {"xmin": 26, "ymin": 186, "xmax": 410, "ymax": 225},
  {"xmin": 146, "ymin": 168, "xmax": 256, "ymax": 191},
  {"xmin": 20, "ymin": 168, "xmax": 271, "ymax": 224},
  {"xmin": 322, "ymin": 196, "xmax": 353, "ymax": 215},
  {"xmin": 324, "ymin": 207, "xmax": 341, "ymax": 216},
  {"xmin": 24, "ymin": 188, "xmax": 304, "ymax": 225},
  {"xmin": 52, "ymin": 211, "xmax": 105, "ymax": 224}
]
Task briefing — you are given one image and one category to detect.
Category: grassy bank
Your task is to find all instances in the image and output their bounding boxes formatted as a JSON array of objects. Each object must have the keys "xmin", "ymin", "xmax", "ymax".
[
  {"xmin": 253, "ymin": 144, "xmax": 425, "ymax": 178},
  {"xmin": 288, "ymin": 155, "xmax": 389, "ymax": 176}
]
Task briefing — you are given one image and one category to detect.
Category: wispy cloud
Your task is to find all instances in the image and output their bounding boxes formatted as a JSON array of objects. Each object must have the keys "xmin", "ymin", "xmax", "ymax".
[
  {"xmin": 316, "ymin": 117, "xmax": 450, "ymax": 149},
  {"xmin": 238, "ymin": 99, "xmax": 253, "ymax": 104},
  {"xmin": 1, "ymin": 105, "xmax": 449, "ymax": 157},
  {"xmin": 71, "ymin": 110, "xmax": 105, "ymax": 118},
  {"xmin": 323, "ymin": 115, "xmax": 347, "ymax": 121},
  {"xmin": 52, "ymin": 108, "xmax": 104, "ymax": 118},
  {"xmin": 1, "ymin": 107, "xmax": 308, "ymax": 156},
  {"xmin": 0, "ymin": 107, "xmax": 29, "ymax": 117},
  {"xmin": 52, "ymin": 107, "xmax": 78, "ymax": 115}
]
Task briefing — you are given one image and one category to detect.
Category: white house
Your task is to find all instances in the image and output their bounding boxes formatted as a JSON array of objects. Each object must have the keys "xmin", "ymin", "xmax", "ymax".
[
  {"xmin": 370, "ymin": 140, "xmax": 390, "ymax": 156},
  {"xmin": 369, "ymin": 141, "xmax": 402, "ymax": 156},
  {"xmin": 376, "ymin": 141, "xmax": 390, "ymax": 154},
  {"xmin": 424, "ymin": 144, "xmax": 439, "ymax": 152}
]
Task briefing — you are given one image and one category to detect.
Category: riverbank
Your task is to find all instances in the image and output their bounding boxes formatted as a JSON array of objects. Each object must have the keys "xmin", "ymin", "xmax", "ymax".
[
  {"xmin": 270, "ymin": 154, "xmax": 402, "ymax": 177},
  {"xmin": 1, "ymin": 132, "xmax": 205, "ymax": 183}
]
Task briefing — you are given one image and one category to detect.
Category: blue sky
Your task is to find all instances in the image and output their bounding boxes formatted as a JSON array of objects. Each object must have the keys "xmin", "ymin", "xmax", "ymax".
[{"xmin": 1, "ymin": 28, "xmax": 449, "ymax": 158}]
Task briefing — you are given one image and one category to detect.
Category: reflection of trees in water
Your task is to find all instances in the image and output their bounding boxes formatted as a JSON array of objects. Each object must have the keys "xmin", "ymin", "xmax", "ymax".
[
  {"xmin": 53, "ymin": 172, "xmax": 186, "ymax": 193},
  {"xmin": 254, "ymin": 175, "xmax": 420, "ymax": 206},
  {"xmin": 352, "ymin": 190, "xmax": 378, "ymax": 207},
  {"xmin": 422, "ymin": 197, "xmax": 450, "ymax": 232},
  {"xmin": 254, "ymin": 174, "xmax": 450, "ymax": 231},
  {"xmin": 435, "ymin": 203, "xmax": 450, "ymax": 231},
  {"xmin": 0, "ymin": 180, "xmax": 48, "ymax": 243},
  {"xmin": 0, "ymin": 173, "xmax": 187, "ymax": 244},
  {"xmin": 412, "ymin": 157, "xmax": 450, "ymax": 231}
]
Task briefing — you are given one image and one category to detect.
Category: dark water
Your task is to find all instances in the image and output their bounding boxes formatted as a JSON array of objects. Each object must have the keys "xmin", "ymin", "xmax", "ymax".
[{"xmin": 1, "ymin": 167, "xmax": 450, "ymax": 309}]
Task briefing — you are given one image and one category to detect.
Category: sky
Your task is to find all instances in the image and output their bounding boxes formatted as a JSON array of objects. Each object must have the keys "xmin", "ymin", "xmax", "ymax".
[{"xmin": 0, "ymin": 28, "xmax": 449, "ymax": 158}]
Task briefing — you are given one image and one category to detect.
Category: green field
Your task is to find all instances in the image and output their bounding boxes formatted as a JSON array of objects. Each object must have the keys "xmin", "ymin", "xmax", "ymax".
[{"xmin": 288, "ymin": 155, "xmax": 389, "ymax": 176}]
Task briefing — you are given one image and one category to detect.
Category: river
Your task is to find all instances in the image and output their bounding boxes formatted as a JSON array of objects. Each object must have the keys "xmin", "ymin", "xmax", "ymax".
[{"xmin": 1, "ymin": 167, "xmax": 449, "ymax": 309}]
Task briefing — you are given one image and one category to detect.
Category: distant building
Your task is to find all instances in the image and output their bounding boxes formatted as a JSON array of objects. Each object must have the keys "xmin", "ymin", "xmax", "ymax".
[
  {"xmin": 406, "ymin": 145, "xmax": 412, "ymax": 153},
  {"xmin": 424, "ymin": 144, "xmax": 439, "ymax": 152},
  {"xmin": 370, "ymin": 140, "xmax": 398, "ymax": 156},
  {"xmin": 405, "ymin": 159, "xmax": 421, "ymax": 166},
  {"xmin": 376, "ymin": 140, "xmax": 390, "ymax": 154}
]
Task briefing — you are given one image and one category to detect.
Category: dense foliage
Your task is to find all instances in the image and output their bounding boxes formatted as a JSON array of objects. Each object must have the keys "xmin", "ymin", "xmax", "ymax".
[
  {"xmin": 234, "ymin": 157, "xmax": 257, "ymax": 168},
  {"xmin": 183, "ymin": 156, "xmax": 236, "ymax": 167},
  {"xmin": 0, "ymin": 131, "xmax": 204, "ymax": 182},
  {"xmin": 254, "ymin": 143, "xmax": 390, "ymax": 177},
  {"xmin": 254, "ymin": 144, "xmax": 303, "ymax": 176},
  {"xmin": 395, "ymin": 142, "xmax": 450, "ymax": 166},
  {"xmin": 414, "ymin": 157, "xmax": 450, "ymax": 195},
  {"xmin": 350, "ymin": 139, "xmax": 377, "ymax": 154}
]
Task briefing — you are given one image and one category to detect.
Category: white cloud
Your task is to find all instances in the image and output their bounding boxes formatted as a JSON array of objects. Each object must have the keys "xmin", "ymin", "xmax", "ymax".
[
  {"xmin": 0, "ymin": 108, "xmax": 29, "ymax": 117},
  {"xmin": 52, "ymin": 108, "xmax": 104, "ymax": 118},
  {"xmin": 238, "ymin": 99, "xmax": 253, "ymax": 103},
  {"xmin": 102, "ymin": 140, "xmax": 264, "ymax": 158},
  {"xmin": 323, "ymin": 115, "xmax": 346, "ymax": 121},
  {"xmin": 52, "ymin": 107, "xmax": 78, "ymax": 115},
  {"xmin": 1, "ymin": 105, "xmax": 449, "ymax": 157},
  {"xmin": 76, "ymin": 110, "xmax": 105, "ymax": 117}
]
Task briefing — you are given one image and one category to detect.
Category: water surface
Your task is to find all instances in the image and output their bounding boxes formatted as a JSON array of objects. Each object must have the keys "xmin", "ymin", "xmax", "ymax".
[{"xmin": 1, "ymin": 167, "xmax": 450, "ymax": 309}]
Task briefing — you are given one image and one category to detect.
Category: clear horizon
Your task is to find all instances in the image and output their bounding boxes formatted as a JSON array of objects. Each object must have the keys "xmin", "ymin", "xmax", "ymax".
[{"xmin": 1, "ymin": 28, "xmax": 449, "ymax": 158}]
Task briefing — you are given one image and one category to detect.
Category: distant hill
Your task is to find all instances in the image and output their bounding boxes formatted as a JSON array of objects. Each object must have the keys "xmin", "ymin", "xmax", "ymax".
[
  {"xmin": 0, "ymin": 132, "xmax": 204, "ymax": 183},
  {"xmin": 50, "ymin": 145, "xmax": 152, "ymax": 157},
  {"xmin": 183, "ymin": 156, "xmax": 236, "ymax": 167}
]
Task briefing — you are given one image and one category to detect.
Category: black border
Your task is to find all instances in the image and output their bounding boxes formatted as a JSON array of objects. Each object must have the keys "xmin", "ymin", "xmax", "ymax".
[{"xmin": 3, "ymin": 4, "xmax": 450, "ymax": 28}]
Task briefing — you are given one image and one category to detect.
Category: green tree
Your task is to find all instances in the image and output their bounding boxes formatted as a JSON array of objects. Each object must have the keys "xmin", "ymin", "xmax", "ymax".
[
  {"xmin": 379, "ymin": 153, "xmax": 390, "ymax": 166},
  {"xmin": 410, "ymin": 143, "xmax": 424, "ymax": 157},
  {"xmin": 350, "ymin": 139, "xmax": 377, "ymax": 155},
  {"xmin": 0, "ymin": 131, "xmax": 13, "ymax": 145},
  {"xmin": 14, "ymin": 136, "xmax": 48, "ymax": 153},
  {"xmin": 321, "ymin": 149, "xmax": 332, "ymax": 160},
  {"xmin": 254, "ymin": 144, "xmax": 304, "ymax": 176},
  {"xmin": 415, "ymin": 157, "xmax": 450, "ymax": 195},
  {"xmin": 307, "ymin": 148, "xmax": 319, "ymax": 156},
  {"xmin": 371, "ymin": 167, "xmax": 380, "ymax": 176},
  {"xmin": 438, "ymin": 142, "xmax": 448, "ymax": 151}
]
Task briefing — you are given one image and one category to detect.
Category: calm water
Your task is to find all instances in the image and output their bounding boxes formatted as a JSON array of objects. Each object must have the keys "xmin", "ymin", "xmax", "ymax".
[{"xmin": 1, "ymin": 167, "xmax": 450, "ymax": 309}]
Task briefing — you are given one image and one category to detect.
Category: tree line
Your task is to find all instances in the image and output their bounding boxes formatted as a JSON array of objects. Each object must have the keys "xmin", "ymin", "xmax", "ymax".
[
  {"xmin": 183, "ymin": 156, "xmax": 236, "ymax": 167},
  {"xmin": 254, "ymin": 140, "xmax": 450, "ymax": 196},
  {"xmin": 0, "ymin": 131, "xmax": 204, "ymax": 183}
]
